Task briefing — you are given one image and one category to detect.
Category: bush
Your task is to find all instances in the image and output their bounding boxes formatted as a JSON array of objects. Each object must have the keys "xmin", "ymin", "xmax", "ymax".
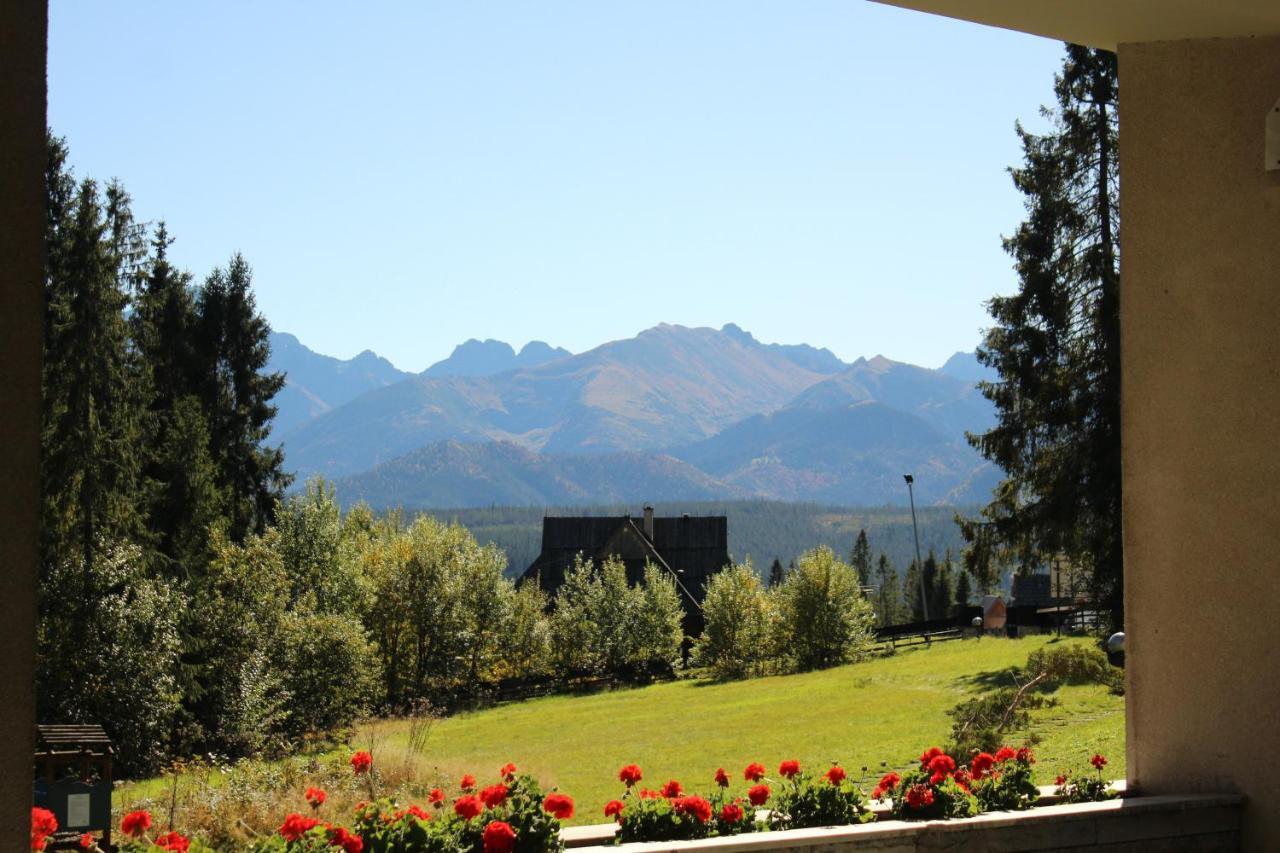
[
  {"xmin": 766, "ymin": 761, "xmax": 871, "ymax": 830},
  {"xmin": 37, "ymin": 540, "xmax": 184, "ymax": 775},
  {"xmin": 772, "ymin": 547, "xmax": 875, "ymax": 671},
  {"xmin": 279, "ymin": 612, "xmax": 379, "ymax": 739},
  {"xmin": 1025, "ymin": 643, "xmax": 1124, "ymax": 694},
  {"xmin": 694, "ymin": 562, "xmax": 773, "ymax": 680}
]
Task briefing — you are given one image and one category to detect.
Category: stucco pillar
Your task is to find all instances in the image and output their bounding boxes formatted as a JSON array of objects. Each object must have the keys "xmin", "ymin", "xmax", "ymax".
[
  {"xmin": 1120, "ymin": 34, "xmax": 1280, "ymax": 850},
  {"xmin": 0, "ymin": 0, "xmax": 46, "ymax": 849}
]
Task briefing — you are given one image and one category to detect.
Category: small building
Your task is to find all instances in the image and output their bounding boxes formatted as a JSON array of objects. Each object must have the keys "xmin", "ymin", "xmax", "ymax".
[
  {"xmin": 980, "ymin": 594, "xmax": 1007, "ymax": 631},
  {"xmin": 520, "ymin": 506, "xmax": 728, "ymax": 636}
]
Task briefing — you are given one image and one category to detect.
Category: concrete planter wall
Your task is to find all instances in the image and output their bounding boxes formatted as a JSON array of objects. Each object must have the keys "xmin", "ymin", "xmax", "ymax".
[{"xmin": 563, "ymin": 789, "xmax": 1243, "ymax": 853}]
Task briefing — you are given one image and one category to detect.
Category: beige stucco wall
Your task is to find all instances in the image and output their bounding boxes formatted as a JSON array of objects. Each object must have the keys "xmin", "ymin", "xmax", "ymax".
[
  {"xmin": 1120, "ymin": 34, "xmax": 1280, "ymax": 850},
  {"xmin": 0, "ymin": 1, "xmax": 45, "ymax": 850}
]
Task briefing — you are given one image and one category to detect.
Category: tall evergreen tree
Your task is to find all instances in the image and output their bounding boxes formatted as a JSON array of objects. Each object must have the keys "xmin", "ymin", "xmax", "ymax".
[
  {"xmin": 850, "ymin": 529, "xmax": 871, "ymax": 587},
  {"xmin": 953, "ymin": 568, "xmax": 973, "ymax": 618},
  {"xmin": 874, "ymin": 553, "xmax": 904, "ymax": 628},
  {"xmin": 768, "ymin": 557, "xmax": 786, "ymax": 589},
  {"xmin": 195, "ymin": 254, "xmax": 290, "ymax": 540},
  {"xmin": 961, "ymin": 45, "xmax": 1123, "ymax": 631}
]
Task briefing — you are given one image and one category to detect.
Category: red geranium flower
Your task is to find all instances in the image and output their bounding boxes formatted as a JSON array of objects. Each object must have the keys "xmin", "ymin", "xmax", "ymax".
[
  {"xmin": 1017, "ymin": 747, "xmax": 1035, "ymax": 764},
  {"xmin": 280, "ymin": 813, "xmax": 321, "ymax": 842},
  {"xmin": 672, "ymin": 796, "xmax": 713, "ymax": 823},
  {"xmin": 480, "ymin": 784, "xmax": 509, "ymax": 809},
  {"xmin": 779, "ymin": 760, "xmax": 801, "ymax": 779},
  {"xmin": 604, "ymin": 800, "xmax": 625, "ymax": 819},
  {"xmin": 719, "ymin": 802, "xmax": 745, "ymax": 823},
  {"xmin": 927, "ymin": 754, "xmax": 956, "ymax": 785},
  {"xmin": 1091, "ymin": 754, "xmax": 1108, "ymax": 770},
  {"xmin": 953, "ymin": 769, "xmax": 973, "ymax": 792},
  {"xmin": 877, "ymin": 771, "xmax": 901, "ymax": 792},
  {"xmin": 660, "ymin": 780, "xmax": 683, "ymax": 798},
  {"xmin": 747, "ymin": 784, "xmax": 771, "ymax": 806},
  {"xmin": 994, "ymin": 746, "xmax": 1017, "ymax": 763},
  {"xmin": 31, "ymin": 808, "xmax": 58, "ymax": 852},
  {"xmin": 904, "ymin": 784, "xmax": 935, "ymax": 810},
  {"xmin": 919, "ymin": 747, "xmax": 944, "ymax": 768},
  {"xmin": 454, "ymin": 795, "xmax": 483, "ymax": 821},
  {"xmin": 499, "ymin": 763, "xmax": 518, "ymax": 780},
  {"xmin": 461, "ymin": 774, "xmax": 477, "ymax": 791},
  {"xmin": 714, "ymin": 767, "xmax": 730, "ymax": 788},
  {"xmin": 970, "ymin": 752, "xmax": 995, "ymax": 780},
  {"xmin": 1055, "ymin": 774, "xmax": 1069, "ymax": 786},
  {"xmin": 121, "ymin": 810, "xmax": 152, "ymax": 839},
  {"xmin": 618, "ymin": 765, "xmax": 643, "ymax": 787},
  {"xmin": 638, "ymin": 789, "xmax": 662, "ymax": 800},
  {"xmin": 306, "ymin": 787, "xmax": 327, "ymax": 809},
  {"xmin": 350, "ymin": 752, "xmax": 373, "ymax": 775},
  {"xmin": 155, "ymin": 831, "xmax": 190, "ymax": 853},
  {"xmin": 78, "ymin": 834, "xmax": 93, "ymax": 851},
  {"xmin": 428, "ymin": 788, "xmax": 445, "ymax": 807},
  {"xmin": 406, "ymin": 805, "xmax": 431, "ymax": 821},
  {"xmin": 482, "ymin": 821, "xmax": 517, "ymax": 853},
  {"xmin": 543, "ymin": 793, "xmax": 575, "ymax": 820},
  {"xmin": 328, "ymin": 826, "xmax": 363, "ymax": 853},
  {"xmin": 744, "ymin": 762, "xmax": 766, "ymax": 782},
  {"xmin": 825, "ymin": 765, "xmax": 846, "ymax": 786}
]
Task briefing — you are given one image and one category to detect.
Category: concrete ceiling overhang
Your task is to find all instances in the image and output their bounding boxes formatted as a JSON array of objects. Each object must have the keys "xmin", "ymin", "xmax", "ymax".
[{"xmin": 869, "ymin": 1, "xmax": 1280, "ymax": 49}]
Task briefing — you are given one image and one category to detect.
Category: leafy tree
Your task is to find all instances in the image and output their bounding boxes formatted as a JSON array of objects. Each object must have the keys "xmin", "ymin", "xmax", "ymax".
[
  {"xmin": 695, "ymin": 561, "xmax": 773, "ymax": 679},
  {"xmin": 632, "ymin": 563, "xmax": 686, "ymax": 673},
  {"xmin": 773, "ymin": 546, "xmax": 874, "ymax": 671},
  {"xmin": 37, "ymin": 541, "xmax": 183, "ymax": 775},
  {"xmin": 275, "ymin": 479, "xmax": 367, "ymax": 615},
  {"xmin": 962, "ymin": 45, "xmax": 1122, "ymax": 630},
  {"xmin": 850, "ymin": 529, "xmax": 871, "ymax": 586}
]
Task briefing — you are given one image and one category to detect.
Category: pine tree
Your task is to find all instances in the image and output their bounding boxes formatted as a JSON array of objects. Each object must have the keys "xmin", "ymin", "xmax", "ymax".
[
  {"xmin": 962, "ymin": 45, "xmax": 1122, "ymax": 631},
  {"xmin": 768, "ymin": 558, "xmax": 785, "ymax": 588},
  {"xmin": 874, "ymin": 553, "xmax": 904, "ymax": 628},
  {"xmin": 953, "ymin": 568, "xmax": 973, "ymax": 618},
  {"xmin": 133, "ymin": 224, "xmax": 222, "ymax": 578},
  {"xmin": 195, "ymin": 254, "xmax": 290, "ymax": 540},
  {"xmin": 850, "ymin": 529, "xmax": 871, "ymax": 587}
]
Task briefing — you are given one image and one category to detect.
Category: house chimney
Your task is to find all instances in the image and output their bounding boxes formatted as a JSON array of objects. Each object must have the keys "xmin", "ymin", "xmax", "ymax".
[{"xmin": 643, "ymin": 505, "xmax": 654, "ymax": 540}]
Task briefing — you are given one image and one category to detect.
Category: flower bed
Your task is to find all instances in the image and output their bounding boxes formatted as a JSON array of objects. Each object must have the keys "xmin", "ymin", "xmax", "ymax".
[{"xmin": 35, "ymin": 747, "xmax": 1153, "ymax": 852}]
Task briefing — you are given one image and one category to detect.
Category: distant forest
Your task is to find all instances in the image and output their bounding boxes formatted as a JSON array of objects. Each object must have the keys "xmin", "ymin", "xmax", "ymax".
[{"xmin": 412, "ymin": 499, "xmax": 977, "ymax": 582}]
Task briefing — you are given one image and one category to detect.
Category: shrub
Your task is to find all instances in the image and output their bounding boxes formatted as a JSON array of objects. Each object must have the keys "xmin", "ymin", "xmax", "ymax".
[
  {"xmin": 772, "ymin": 547, "xmax": 875, "ymax": 671},
  {"xmin": 279, "ymin": 612, "xmax": 379, "ymax": 739},
  {"xmin": 694, "ymin": 562, "xmax": 773, "ymax": 680},
  {"xmin": 1025, "ymin": 643, "xmax": 1124, "ymax": 694}
]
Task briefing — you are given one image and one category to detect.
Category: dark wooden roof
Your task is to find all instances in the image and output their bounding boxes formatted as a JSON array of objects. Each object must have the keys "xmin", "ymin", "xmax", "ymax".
[{"xmin": 35, "ymin": 724, "xmax": 112, "ymax": 751}]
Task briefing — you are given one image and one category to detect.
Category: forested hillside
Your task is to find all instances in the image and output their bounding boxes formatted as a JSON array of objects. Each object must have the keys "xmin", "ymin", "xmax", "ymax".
[{"xmin": 411, "ymin": 499, "xmax": 975, "ymax": 581}]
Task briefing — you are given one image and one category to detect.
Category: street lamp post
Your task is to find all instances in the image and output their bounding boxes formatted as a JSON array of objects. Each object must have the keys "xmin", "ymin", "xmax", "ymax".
[{"xmin": 904, "ymin": 474, "xmax": 929, "ymax": 622}]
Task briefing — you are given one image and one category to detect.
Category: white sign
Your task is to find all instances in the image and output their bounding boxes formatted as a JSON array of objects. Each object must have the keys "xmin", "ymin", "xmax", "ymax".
[{"xmin": 66, "ymin": 793, "xmax": 91, "ymax": 828}]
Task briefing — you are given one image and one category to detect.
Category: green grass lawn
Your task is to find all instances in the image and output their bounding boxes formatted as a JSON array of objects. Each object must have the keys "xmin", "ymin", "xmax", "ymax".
[{"xmin": 118, "ymin": 635, "xmax": 1123, "ymax": 828}]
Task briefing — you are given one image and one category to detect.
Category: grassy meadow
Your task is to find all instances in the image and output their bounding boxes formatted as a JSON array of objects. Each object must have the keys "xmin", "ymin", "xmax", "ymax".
[{"xmin": 118, "ymin": 634, "xmax": 1123, "ymax": 837}]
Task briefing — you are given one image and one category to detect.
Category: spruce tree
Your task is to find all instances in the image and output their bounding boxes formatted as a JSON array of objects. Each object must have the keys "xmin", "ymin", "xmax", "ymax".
[
  {"xmin": 195, "ymin": 254, "xmax": 290, "ymax": 540},
  {"xmin": 850, "ymin": 529, "xmax": 871, "ymax": 587},
  {"xmin": 953, "ymin": 569, "xmax": 973, "ymax": 618},
  {"xmin": 874, "ymin": 553, "xmax": 904, "ymax": 628},
  {"xmin": 962, "ymin": 45, "xmax": 1123, "ymax": 631},
  {"xmin": 768, "ymin": 558, "xmax": 786, "ymax": 588}
]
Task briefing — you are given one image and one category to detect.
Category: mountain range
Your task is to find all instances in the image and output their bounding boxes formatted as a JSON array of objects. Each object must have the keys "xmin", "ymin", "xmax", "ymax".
[{"xmin": 266, "ymin": 324, "xmax": 1002, "ymax": 508}]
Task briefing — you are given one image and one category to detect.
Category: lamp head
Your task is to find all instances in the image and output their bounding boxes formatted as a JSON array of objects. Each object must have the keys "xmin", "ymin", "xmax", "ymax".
[{"xmin": 903, "ymin": 474, "xmax": 914, "ymax": 485}]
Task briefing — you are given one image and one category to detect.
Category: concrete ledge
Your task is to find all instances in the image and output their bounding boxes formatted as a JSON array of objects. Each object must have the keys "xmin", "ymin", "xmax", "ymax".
[{"xmin": 566, "ymin": 788, "xmax": 1242, "ymax": 853}]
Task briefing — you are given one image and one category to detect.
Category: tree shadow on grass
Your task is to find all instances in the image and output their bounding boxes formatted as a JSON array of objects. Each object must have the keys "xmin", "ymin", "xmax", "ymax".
[{"xmin": 955, "ymin": 665, "xmax": 1024, "ymax": 691}]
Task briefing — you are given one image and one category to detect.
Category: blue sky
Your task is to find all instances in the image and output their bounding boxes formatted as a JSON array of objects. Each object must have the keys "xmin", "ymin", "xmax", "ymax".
[{"xmin": 49, "ymin": 2, "xmax": 1062, "ymax": 372}]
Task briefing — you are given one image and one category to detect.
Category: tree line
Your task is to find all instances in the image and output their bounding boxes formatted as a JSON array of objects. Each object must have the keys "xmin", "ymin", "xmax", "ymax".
[{"xmin": 39, "ymin": 133, "xmax": 290, "ymax": 773}]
